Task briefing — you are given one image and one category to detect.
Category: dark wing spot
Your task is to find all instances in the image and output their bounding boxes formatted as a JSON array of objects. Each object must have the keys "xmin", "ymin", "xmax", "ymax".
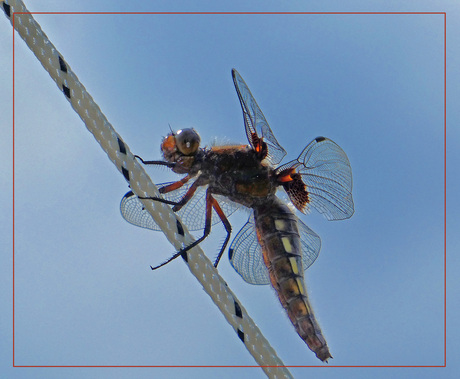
[{"xmin": 124, "ymin": 190, "xmax": 135, "ymax": 199}]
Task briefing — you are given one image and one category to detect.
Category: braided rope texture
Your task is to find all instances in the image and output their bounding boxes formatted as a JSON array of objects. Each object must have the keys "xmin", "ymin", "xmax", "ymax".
[{"xmin": 3, "ymin": 1, "xmax": 294, "ymax": 377}]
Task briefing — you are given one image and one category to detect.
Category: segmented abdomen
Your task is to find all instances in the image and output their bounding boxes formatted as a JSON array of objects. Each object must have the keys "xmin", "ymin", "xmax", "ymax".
[{"xmin": 254, "ymin": 199, "xmax": 332, "ymax": 362}]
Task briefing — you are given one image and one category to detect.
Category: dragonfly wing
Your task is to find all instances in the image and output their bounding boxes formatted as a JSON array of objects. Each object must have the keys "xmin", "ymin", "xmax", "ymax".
[
  {"xmin": 120, "ymin": 181, "xmax": 240, "ymax": 232},
  {"xmin": 232, "ymin": 69, "xmax": 286, "ymax": 166},
  {"xmin": 228, "ymin": 216, "xmax": 322, "ymax": 285},
  {"xmin": 120, "ymin": 190, "xmax": 162, "ymax": 231},
  {"xmin": 279, "ymin": 137, "xmax": 354, "ymax": 220},
  {"xmin": 228, "ymin": 217, "xmax": 270, "ymax": 285},
  {"xmin": 297, "ymin": 218, "xmax": 321, "ymax": 270}
]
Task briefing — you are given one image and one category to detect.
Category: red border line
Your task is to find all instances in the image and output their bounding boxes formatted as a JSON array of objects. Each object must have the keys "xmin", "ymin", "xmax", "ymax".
[
  {"xmin": 12, "ymin": 11, "xmax": 446, "ymax": 15},
  {"xmin": 12, "ymin": 7, "xmax": 15, "ymax": 371},
  {"xmin": 443, "ymin": 11, "xmax": 447, "ymax": 368},
  {"xmin": 11, "ymin": 10, "xmax": 447, "ymax": 369},
  {"xmin": 11, "ymin": 364, "xmax": 449, "ymax": 368}
]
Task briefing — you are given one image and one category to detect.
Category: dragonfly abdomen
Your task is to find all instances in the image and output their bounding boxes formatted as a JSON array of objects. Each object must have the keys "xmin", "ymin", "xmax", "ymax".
[{"xmin": 254, "ymin": 199, "xmax": 332, "ymax": 362}]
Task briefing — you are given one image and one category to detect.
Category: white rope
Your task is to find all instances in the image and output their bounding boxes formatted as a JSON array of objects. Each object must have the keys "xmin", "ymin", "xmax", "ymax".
[{"xmin": 3, "ymin": 1, "xmax": 294, "ymax": 377}]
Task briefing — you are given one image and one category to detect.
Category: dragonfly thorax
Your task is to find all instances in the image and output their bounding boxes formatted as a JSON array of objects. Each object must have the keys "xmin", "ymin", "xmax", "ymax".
[{"xmin": 199, "ymin": 146, "xmax": 279, "ymax": 208}]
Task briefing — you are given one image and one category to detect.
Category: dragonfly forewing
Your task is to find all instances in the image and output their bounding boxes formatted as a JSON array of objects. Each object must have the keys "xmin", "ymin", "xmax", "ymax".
[{"xmin": 120, "ymin": 182, "xmax": 240, "ymax": 232}]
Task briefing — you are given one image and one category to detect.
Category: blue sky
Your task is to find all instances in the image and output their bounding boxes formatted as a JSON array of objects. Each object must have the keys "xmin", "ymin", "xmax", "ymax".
[{"xmin": 1, "ymin": 1, "xmax": 459, "ymax": 378}]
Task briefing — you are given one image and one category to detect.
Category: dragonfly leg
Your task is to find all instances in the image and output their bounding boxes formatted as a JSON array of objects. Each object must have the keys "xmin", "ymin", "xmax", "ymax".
[
  {"xmin": 158, "ymin": 175, "xmax": 191, "ymax": 193},
  {"xmin": 150, "ymin": 189, "xmax": 215, "ymax": 270},
  {"xmin": 134, "ymin": 155, "xmax": 176, "ymax": 168},
  {"xmin": 139, "ymin": 178, "xmax": 199, "ymax": 212},
  {"xmin": 150, "ymin": 250, "xmax": 185, "ymax": 271},
  {"xmin": 210, "ymin": 197, "xmax": 232, "ymax": 268}
]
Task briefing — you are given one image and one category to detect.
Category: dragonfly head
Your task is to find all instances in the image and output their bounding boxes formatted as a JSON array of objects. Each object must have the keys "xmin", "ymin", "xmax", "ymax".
[{"xmin": 161, "ymin": 128, "xmax": 201, "ymax": 163}]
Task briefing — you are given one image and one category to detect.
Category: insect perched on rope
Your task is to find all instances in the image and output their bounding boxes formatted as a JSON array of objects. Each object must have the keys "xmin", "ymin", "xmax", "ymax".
[{"xmin": 121, "ymin": 69, "xmax": 354, "ymax": 362}]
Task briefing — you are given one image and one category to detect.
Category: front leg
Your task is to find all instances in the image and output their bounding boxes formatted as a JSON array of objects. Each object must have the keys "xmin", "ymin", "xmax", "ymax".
[
  {"xmin": 139, "ymin": 176, "xmax": 198, "ymax": 212},
  {"xmin": 134, "ymin": 154, "xmax": 176, "ymax": 168},
  {"xmin": 150, "ymin": 189, "xmax": 217, "ymax": 270}
]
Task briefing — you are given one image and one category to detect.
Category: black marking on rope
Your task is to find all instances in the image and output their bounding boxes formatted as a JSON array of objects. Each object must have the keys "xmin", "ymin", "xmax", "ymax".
[
  {"xmin": 121, "ymin": 166, "xmax": 130, "ymax": 182},
  {"xmin": 315, "ymin": 136, "xmax": 326, "ymax": 143},
  {"xmin": 234, "ymin": 300, "xmax": 243, "ymax": 318},
  {"xmin": 228, "ymin": 247, "xmax": 234, "ymax": 260},
  {"xmin": 237, "ymin": 329, "xmax": 245, "ymax": 343},
  {"xmin": 117, "ymin": 137, "xmax": 127, "ymax": 155},
  {"xmin": 62, "ymin": 85, "xmax": 71, "ymax": 99},
  {"xmin": 2, "ymin": 2, "xmax": 11, "ymax": 17},
  {"xmin": 176, "ymin": 219, "xmax": 184, "ymax": 236},
  {"xmin": 58, "ymin": 56, "xmax": 68, "ymax": 73}
]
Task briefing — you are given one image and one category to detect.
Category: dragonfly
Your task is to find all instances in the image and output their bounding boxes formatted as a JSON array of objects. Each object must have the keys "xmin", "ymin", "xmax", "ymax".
[{"xmin": 120, "ymin": 69, "xmax": 354, "ymax": 362}]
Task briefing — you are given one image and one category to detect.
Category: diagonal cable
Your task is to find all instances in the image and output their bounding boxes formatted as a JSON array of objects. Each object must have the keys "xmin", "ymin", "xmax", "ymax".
[{"xmin": 2, "ymin": 1, "xmax": 294, "ymax": 377}]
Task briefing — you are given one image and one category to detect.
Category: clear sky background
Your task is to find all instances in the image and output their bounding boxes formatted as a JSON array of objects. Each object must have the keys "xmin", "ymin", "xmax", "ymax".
[{"xmin": 1, "ymin": 0, "xmax": 458, "ymax": 378}]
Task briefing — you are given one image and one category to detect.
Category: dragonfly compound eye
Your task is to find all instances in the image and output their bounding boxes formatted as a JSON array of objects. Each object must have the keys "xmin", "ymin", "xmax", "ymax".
[{"xmin": 175, "ymin": 128, "xmax": 201, "ymax": 155}]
